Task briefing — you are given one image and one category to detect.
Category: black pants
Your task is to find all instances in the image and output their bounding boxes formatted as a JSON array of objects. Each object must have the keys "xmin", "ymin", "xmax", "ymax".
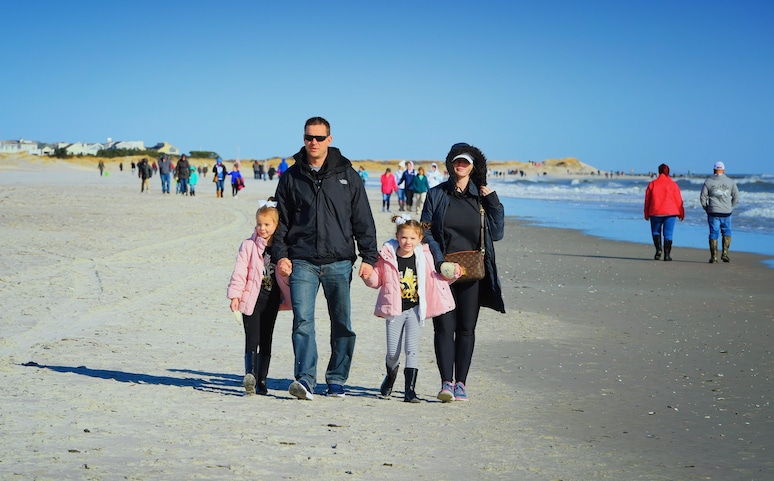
[
  {"xmin": 433, "ymin": 279, "xmax": 480, "ymax": 384},
  {"xmin": 243, "ymin": 287, "xmax": 281, "ymax": 355},
  {"xmin": 405, "ymin": 189, "xmax": 415, "ymax": 208}
]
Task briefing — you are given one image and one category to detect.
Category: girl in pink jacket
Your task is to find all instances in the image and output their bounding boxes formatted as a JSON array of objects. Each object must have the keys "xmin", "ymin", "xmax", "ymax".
[
  {"xmin": 228, "ymin": 199, "xmax": 291, "ymax": 395},
  {"xmin": 364, "ymin": 215, "xmax": 456, "ymax": 402}
]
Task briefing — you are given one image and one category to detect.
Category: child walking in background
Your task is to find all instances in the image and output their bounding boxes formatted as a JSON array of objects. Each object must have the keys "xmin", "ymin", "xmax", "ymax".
[
  {"xmin": 229, "ymin": 164, "xmax": 244, "ymax": 198},
  {"xmin": 380, "ymin": 167, "xmax": 398, "ymax": 212},
  {"xmin": 188, "ymin": 165, "xmax": 198, "ymax": 196},
  {"xmin": 227, "ymin": 199, "xmax": 290, "ymax": 395},
  {"xmin": 363, "ymin": 215, "xmax": 457, "ymax": 402}
]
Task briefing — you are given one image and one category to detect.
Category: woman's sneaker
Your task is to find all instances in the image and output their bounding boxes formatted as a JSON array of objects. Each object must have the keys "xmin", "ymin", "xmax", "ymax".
[
  {"xmin": 437, "ymin": 381, "xmax": 455, "ymax": 402},
  {"xmin": 454, "ymin": 382, "xmax": 469, "ymax": 401}
]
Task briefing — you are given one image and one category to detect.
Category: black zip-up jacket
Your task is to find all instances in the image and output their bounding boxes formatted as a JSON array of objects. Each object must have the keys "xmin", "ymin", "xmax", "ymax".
[
  {"xmin": 421, "ymin": 181, "xmax": 505, "ymax": 313},
  {"xmin": 273, "ymin": 146, "xmax": 378, "ymax": 266}
]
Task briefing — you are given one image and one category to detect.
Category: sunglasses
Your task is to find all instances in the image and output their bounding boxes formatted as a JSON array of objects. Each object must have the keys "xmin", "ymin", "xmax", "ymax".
[{"xmin": 304, "ymin": 134, "xmax": 328, "ymax": 142}]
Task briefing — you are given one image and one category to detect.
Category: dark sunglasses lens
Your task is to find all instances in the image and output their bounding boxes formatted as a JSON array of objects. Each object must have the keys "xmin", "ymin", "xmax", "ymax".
[{"xmin": 305, "ymin": 134, "xmax": 327, "ymax": 142}]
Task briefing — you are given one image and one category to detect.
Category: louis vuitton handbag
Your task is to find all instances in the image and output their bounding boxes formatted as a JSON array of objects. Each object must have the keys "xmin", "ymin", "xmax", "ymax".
[{"xmin": 444, "ymin": 203, "xmax": 485, "ymax": 282}]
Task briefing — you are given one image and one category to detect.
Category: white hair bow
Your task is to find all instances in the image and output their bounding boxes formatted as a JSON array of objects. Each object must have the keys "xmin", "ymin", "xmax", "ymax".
[
  {"xmin": 394, "ymin": 214, "xmax": 411, "ymax": 225},
  {"xmin": 258, "ymin": 200, "xmax": 278, "ymax": 208}
]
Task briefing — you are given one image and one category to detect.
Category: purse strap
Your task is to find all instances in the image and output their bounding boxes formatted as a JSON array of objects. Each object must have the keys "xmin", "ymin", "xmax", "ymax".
[{"xmin": 477, "ymin": 201, "xmax": 485, "ymax": 254}]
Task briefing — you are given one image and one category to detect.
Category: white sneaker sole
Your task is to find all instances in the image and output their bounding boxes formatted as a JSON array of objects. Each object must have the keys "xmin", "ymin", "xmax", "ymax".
[
  {"xmin": 437, "ymin": 390, "xmax": 454, "ymax": 402},
  {"xmin": 289, "ymin": 381, "xmax": 314, "ymax": 400}
]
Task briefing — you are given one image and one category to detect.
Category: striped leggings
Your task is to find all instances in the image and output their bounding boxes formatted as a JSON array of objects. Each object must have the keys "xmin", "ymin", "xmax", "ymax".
[{"xmin": 385, "ymin": 306, "xmax": 422, "ymax": 369}]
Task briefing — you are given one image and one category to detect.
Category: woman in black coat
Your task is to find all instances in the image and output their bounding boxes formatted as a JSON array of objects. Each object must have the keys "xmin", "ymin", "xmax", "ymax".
[{"xmin": 421, "ymin": 142, "xmax": 505, "ymax": 402}]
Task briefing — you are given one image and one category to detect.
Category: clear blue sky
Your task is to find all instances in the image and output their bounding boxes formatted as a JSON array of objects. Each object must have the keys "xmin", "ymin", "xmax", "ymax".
[{"xmin": 3, "ymin": 1, "xmax": 773, "ymax": 174}]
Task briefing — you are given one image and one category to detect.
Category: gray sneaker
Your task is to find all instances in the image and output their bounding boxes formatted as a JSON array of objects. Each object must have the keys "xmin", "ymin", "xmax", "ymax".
[
  {"xmin": 437, "ymin": 381, "xmax": 455, "ymax": 402},
  {"xmin": 454, "ymin": 382, "xmax": 469, "ymax": 401},
  {"xmin": 289, "ymin": 380, "xmax": 314, "ymax": 400},
  {"xmin": 243, "ymin": 373, "xmax": 256, "ymax": 396}
]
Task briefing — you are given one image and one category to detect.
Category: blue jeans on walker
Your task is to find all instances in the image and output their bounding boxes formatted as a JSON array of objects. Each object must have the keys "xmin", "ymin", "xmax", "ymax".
[
  {"xmin": 289, "ymin": 259, "xmax": 355, "ymax": 390},
  {"xmin": 178, "ymin": 178, "xmax": 189, "ymax": 195},
  {"xmin": 650, "ymin": 216, "xmax": 677, "ymax": 241},
  {"xmin": 707, "ymin": 214, "xmax": 732, "ymax": 240},
  {"xmin": 160, "ymin": 173, "xmax": 171, "ymax": 193}
]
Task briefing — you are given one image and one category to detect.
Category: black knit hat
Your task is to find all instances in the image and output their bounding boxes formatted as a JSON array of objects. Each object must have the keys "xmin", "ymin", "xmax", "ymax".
[{"xmin": 445, "ymin": 142, "xmax": 488, "ymax": 187}]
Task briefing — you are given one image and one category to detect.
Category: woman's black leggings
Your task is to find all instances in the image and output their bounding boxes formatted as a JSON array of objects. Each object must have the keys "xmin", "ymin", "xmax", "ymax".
[{"xmin": 432, "ymin": 279, "xmax": 481, "ymax": 384}]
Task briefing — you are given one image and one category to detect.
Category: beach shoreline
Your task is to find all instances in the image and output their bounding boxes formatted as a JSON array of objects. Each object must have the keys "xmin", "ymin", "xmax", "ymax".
[{"xmin": 1, "ymin": 162, "xmax": 771, "ymax": 480}]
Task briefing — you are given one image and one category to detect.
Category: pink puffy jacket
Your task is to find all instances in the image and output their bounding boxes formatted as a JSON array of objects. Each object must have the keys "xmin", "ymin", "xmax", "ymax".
[
  {"xmin": 227, "ymin": 233, "xmax": 291, "ymax": 315},
  {"xmin": 364, "ymin": 240, "xmax": 456, "ymax": 320}
]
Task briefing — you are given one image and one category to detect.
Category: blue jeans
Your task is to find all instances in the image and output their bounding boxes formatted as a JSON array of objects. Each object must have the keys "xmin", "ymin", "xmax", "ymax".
[
  {"xmin": 216, "ymin": 179, "xmax": 225, "ymax": 192},
  {"xmin": 381, "ymin": 192, "xmax": 392, "ymax": 210},
  {"xmin": 707, "ymin": 214, "xmax": 732, "ymax": 240},
  {"xmin": 178, "ymin": 178, "xmax": 189, "ymax": 195},
  {"xmin": 160, "ymin": 173, "xmax": 171, "ymax": 193},
  {"xmin": 650, "ymin": 216, "xmax": 677, "ymax": 241},
  {"xmin": 289, "ymin": 259, "xmax": 355, "ymax": 389}
]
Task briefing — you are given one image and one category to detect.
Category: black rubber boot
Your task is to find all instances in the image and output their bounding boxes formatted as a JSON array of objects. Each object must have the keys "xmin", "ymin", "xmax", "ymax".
[
  {"xmin": 403, "ymin": 368, "xmax": 420, "ymax": 403},
  {"xmin": 663, "ymin": 240, "xmax": 672, "ymax": 261},
  {"xmin": 243, "ymin": 352, "xmax": 257, "ymax": 395},
  {"xmin": 380, "ymin": 364, "xmax": 400, "ymax": 398},
  {"xmin": 652, "ymin": 235, "xmax": 662, "ymax": 260},
  {"xmin": 255, "ymin": 354, "xmax": 271, "ymax": 395}
]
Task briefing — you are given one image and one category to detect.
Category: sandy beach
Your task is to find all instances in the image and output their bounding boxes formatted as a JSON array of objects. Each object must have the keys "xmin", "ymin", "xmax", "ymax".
[{"xmin": 1, "ymin": 159, "xmax": 772, "ymax": 480}]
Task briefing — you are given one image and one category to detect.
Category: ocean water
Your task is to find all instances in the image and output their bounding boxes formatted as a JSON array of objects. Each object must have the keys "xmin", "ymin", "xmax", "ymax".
[{"xmin": 486, "ymin": 173, "xmax": 774, "ymax": 267}]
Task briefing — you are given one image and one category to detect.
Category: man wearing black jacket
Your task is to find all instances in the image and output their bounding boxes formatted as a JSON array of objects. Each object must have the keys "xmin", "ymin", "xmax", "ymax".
[{"xmin": 274, "ymin": 117, "xmax": 377, "ymax": 400}]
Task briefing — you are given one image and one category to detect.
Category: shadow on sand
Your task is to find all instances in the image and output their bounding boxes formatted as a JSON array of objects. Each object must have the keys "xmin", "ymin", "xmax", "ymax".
[{"xmin": 22, "ymin": 362, "xmax": 381, "ymax": 398}]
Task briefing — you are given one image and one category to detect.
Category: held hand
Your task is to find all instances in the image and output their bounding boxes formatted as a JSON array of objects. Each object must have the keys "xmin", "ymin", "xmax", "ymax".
[
  {"xmin": 454, "ymin": 263, "xmax": 463, "ymax": 278},
  {"xmin": 230, "ymin": 298, "xmax": 239, "ymax": 312},
  {"xmin": 358, "ymin": 262, "xmax": 374, "ymax": 279},
  {"xmin": 480, "ymin": 185, "xmax": 494, "ymax": 197},
  {"xmin": 277, "ymin": 258, "xmax": 293, "ymax": 277}
]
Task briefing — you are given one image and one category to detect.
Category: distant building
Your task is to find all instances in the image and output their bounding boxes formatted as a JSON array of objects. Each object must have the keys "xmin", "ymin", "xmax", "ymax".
[
  {"xmin": 65, "ymin": 142, "xmax": 104, "ymax": 156},
  {"xmin": 110, "ymin": 140, "xmax": 145, "ymax": 151},
  {"xmin": 39, "ymin": 144, "xmax": 55, "ymax": 156},
  {"xmin": 150, "ymin": 142, "xmax": 180, "ymax": 155},
  {"xmin": 0, "ymin": 138, "xmax": 43, "ymax": 155}
]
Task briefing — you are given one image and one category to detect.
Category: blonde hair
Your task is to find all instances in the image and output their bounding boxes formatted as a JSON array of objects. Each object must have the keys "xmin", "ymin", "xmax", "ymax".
[
  {"xmin": 391, "ymin": 215, "xmax": 429, "ymax": 237},
  {"xmin": 256, "ymin": 197, "xmax": 279, "ymax": 225}
]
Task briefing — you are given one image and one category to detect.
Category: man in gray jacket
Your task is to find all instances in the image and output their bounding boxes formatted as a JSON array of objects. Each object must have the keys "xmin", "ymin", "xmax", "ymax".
[
  {"xmin": 700, "ymin": 161, "xmax": 739, "ymax": 263},
  {"xmin": 157, "ymin": 155, "xmax": 172, "ymax": 194}
]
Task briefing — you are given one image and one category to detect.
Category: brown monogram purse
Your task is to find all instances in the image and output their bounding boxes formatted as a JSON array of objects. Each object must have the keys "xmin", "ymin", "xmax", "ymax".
[{"xmin": 444, "ymin": 203, "xmax": 485, "ymax": 282}]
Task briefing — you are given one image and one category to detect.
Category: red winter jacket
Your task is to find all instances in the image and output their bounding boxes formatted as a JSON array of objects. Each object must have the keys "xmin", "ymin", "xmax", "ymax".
[
  {"xmin": 380, "ymin": 172, "xmax": 398, "ymax": 195},
  {"xmin": 644, "ymin": 174, "xmax": 685, "ymax": 220}
]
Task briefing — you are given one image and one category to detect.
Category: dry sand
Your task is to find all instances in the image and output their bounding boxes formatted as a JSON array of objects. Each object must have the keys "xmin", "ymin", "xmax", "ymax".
[{"xmin": 0, "ymin": 159, "xmax": 772, "ymax": 480}]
